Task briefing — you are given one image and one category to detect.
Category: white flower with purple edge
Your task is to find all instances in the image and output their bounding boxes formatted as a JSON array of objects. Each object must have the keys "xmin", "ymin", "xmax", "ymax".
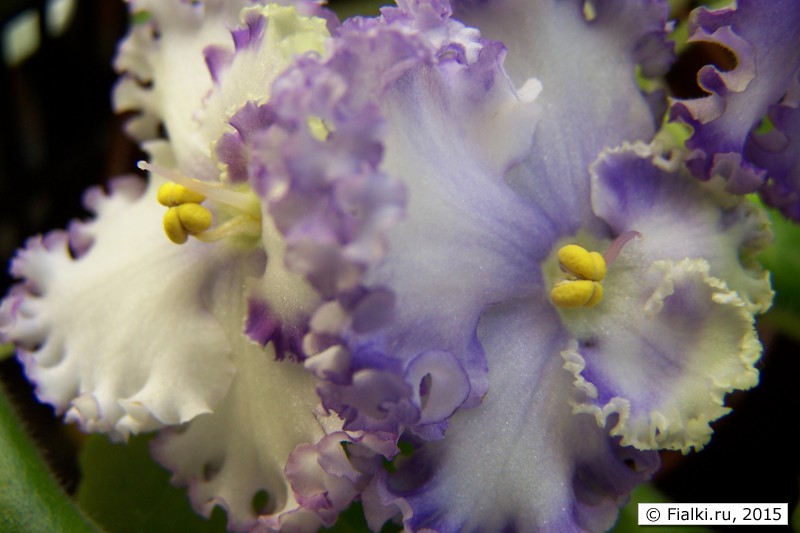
[{"xmin": 1, "ymin": 0, "xmax": 797, "ymax": 531}]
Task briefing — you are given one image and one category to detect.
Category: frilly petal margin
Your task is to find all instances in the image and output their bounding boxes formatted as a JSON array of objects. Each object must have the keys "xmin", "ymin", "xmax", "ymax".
[
  {"xmin": 151, "ymin": 260, "xmax": 397, "ymax": 531},
  {"xmin": 590, "ymin": 142, "xmax": 773, "ymax": 315},
  {"xmin": 563, "ymin": 258, "xmax": 761, "ymax": 453},
  {"xmin": 151, "ymin": 340, "xmax": 363, "ymax": 532},
  {"xmin": 669, "ymin": 0, "xmax": 800, "ymax": 206},
  {"xmin": 201, "ymin": 2, "xmax": 336, "ymax": 184},
  {"xmin": 113, "ymin": 0, "xmax": 254, "ymax": 176},
  {"xmin": 114, "ymin": 0, "xmax": 338, "ymax": 183},
  {"xmin": 0, "ymin": 177, "xmax": 263, "ymax": 440},
  {"xmin": 746, "ymin": 73, "xmax": 800, "ymax": 220},
  {"xmin": 246, "ymin": 0, "xmax": 545, "ymax": 438},
  {"xmin": 557, "ymin": 143, "xmax": 772, "ymax": 453},
  {"xmin": 226, "ymin": 17, "xmax": 416, "ymax": 418},
  {"xmin": 372, "ymin": 299, "xmax": 659, "ymax": 532}
]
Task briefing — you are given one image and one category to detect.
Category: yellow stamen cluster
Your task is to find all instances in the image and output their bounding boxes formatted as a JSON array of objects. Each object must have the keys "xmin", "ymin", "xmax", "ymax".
[
  {"xmin": 550, "ymin": 244, "xmax": 607, "ymax": 308},
  {"xmin": 157, "ymin": 183, "xmax": 213, "ymax": 244},
  {"xmin": 307, "ymin": 116, "xmax": 330, "ymax": 141}
]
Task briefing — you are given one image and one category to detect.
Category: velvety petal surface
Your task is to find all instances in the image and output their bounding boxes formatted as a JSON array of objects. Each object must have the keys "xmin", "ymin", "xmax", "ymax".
[
  {"xmin": 452, "ymin": 0, "xmax": 673, "ymax": 231},
  {"xmin": 669, "ymin": 0, "xmax": 800, "ymax": 203},
  {"xmin": 152, "ymin": 334, "xmax": 350, "ymax": 532},
  {"xmin": 379, "ymin": 298, "xmax": 659, "ymax": 532},
  {"xmin": 2, "ymin": 1, "xmax": 780, "ymax": 532},
  {"xmin": 369, "ymin": 143, "xmax": 771, "ymax": 531},
  {"xmin": 0, "ymin": 176, "xmax": 263, "ymax": 440}
]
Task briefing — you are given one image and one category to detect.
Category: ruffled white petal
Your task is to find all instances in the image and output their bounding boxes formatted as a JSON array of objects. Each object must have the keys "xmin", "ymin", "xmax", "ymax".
[
  {"xmin": 152, "ymin": 341, "xmax": 332, "ymax": 532},
  {"xmin": 3, "ymin": 176, "xmax": 264, "ymax": 440},
  {"xmin": 115, "ymin": 1, "xmax": 333, "ymax": 185},
  {"xmin": 114, "ymin": 0, "xmax": 253, "ymax": 178}
]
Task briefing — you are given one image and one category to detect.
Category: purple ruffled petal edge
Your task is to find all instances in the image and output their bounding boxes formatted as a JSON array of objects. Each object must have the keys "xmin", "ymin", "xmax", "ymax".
[{"xmin": 669, "ymin": 0, "xmax": 800, "ymax": 210}]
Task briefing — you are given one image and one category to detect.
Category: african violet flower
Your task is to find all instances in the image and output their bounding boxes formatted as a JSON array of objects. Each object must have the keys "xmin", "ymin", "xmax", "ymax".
[
  {"xmin": 277, "ymin": 0, "xmax": 775, "ymax": 530},
  {"xmin": 0, "ymin": 0, "xmax": 794, "ymax": 531},
  {"xmin": 1, "ymin": 1, "xmax": 379, "ymax": 530}
]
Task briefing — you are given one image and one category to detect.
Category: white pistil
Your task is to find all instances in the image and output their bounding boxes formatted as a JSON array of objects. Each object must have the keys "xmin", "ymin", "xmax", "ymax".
[
  {"xmin": 140, "ymin": 160, "xmax": 262, "ymax": 245},
  {"xmin": 139, "ymin": 161, "xmax": 261, "ymax": 219}
]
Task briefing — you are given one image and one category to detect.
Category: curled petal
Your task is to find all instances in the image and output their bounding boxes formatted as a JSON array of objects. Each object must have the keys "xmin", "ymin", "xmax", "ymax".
[
  {"xmin": 747, "ymin": 73, "xmax": 800, "ymax": 220},
  {"xmin": 669, "ymin": 0, "xmax": 800, "ymax": 198},
  {"xmin": 564, "ymin": 258, "xmax": 761, "ymax": 453},
  {"xmin": 114, "ymin": 0, "xmax": 336, "ymax": 182},
  {"xmin": 404, "ymin": 350, "xmax": 470, "ymax": 438},
  {"xmin": 202, "ymin": 3, "xmax": 336, "ymax": 183},
  {"xmin": 590, "ymin": 142, "xmax": 773, "ymax": 314}
]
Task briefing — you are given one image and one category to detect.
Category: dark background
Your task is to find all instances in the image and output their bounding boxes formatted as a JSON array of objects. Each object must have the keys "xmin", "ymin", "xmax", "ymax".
[{"xmin": 0, "ymin": 1, "xmax": 797, "ymax": 531}]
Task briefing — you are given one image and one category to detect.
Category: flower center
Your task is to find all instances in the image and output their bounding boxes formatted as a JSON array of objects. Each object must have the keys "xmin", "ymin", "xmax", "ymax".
[
  {"xmin": 550, "ymin": 231, "xmax": 641, "ymax": 308},
  {"xmin": 140, "ymin": 161, "xmax": 262, "ymax": 245}
]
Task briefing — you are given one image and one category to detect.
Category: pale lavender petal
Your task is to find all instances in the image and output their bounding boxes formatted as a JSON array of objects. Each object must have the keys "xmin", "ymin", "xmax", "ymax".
[
  {"xmin": 364, "ymin": 142, "xmax": 771, "ymax": 530},
  {"xmin": 590, "ymin": 143, "xmax": 773, "ymax": 315},
  {"xmin": 378, "ymin": 298, "xmax": 659, "ymax": 532},
  {"xmin": 452, "ymin": 0, "xmax": 673, "ymax": 233}
]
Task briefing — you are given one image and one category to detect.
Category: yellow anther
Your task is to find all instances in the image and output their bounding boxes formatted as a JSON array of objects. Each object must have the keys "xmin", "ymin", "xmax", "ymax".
[
  {"xmin": 550, "ymin": 280, "xmax": 603, "ymax": 308},
  {"xmin": 157, "ymin": 183, "xmax": 206, "ymax": 207},
  {"xmin": 557, "ymin": 244, "xmax": 606, "ymax": 282},
  {"xmin": 163, "ymin": 208, "xmax": 188, "ymax": 244},
  {"xmin": 583, "ymin": 281, "xmax": 603, "ymax": 308},
  {"xmin": 307, "ymin": 116, "xmax": 330, "ymax": 142},
  {"xmin": 162, "ymin": 204, "xmax": 213, "ymax": 245},
  {"xmin": 550, "ymin": 233, "xmax": 640, "ymax": 309},
  {"xmin": 144, "ymin": 161, "xmax": 262, "ymax": 245},
  {"xmin": 551, "ymin": 244, "xmax": 608, "ymax": 308}
]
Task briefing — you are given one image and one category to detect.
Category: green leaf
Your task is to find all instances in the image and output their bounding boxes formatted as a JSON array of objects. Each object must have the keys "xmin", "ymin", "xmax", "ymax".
[
  {"xmin": 0, "ymin": 386, "xmax": 99, "ymax": 533},
  {"xmin": 0, "ymin": 343, "xmax": 14, "ymax": 361},
  {"xmin": 323, "ymin": 501, "xmax": 401, "ymax": 533},
  {"xmin": 612, "ymin": 484, "xmax": 713, "ymax": 533},
  {"xmin": 328, "ymin": 0, "xmax": 389, "ymax": 19},
  {"xmin": 77, "ymin": 433, "xmax": 228, "ymax": 533},
  {"xmin": 756, "ymin": 204, "xmax": 800, "ymax": 341}
]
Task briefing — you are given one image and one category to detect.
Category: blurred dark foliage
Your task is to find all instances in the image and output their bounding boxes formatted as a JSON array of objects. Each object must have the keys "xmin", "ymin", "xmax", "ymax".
[{"xmin": 0, "ymin": 1, "xmax": 797, "ymax": 531}]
